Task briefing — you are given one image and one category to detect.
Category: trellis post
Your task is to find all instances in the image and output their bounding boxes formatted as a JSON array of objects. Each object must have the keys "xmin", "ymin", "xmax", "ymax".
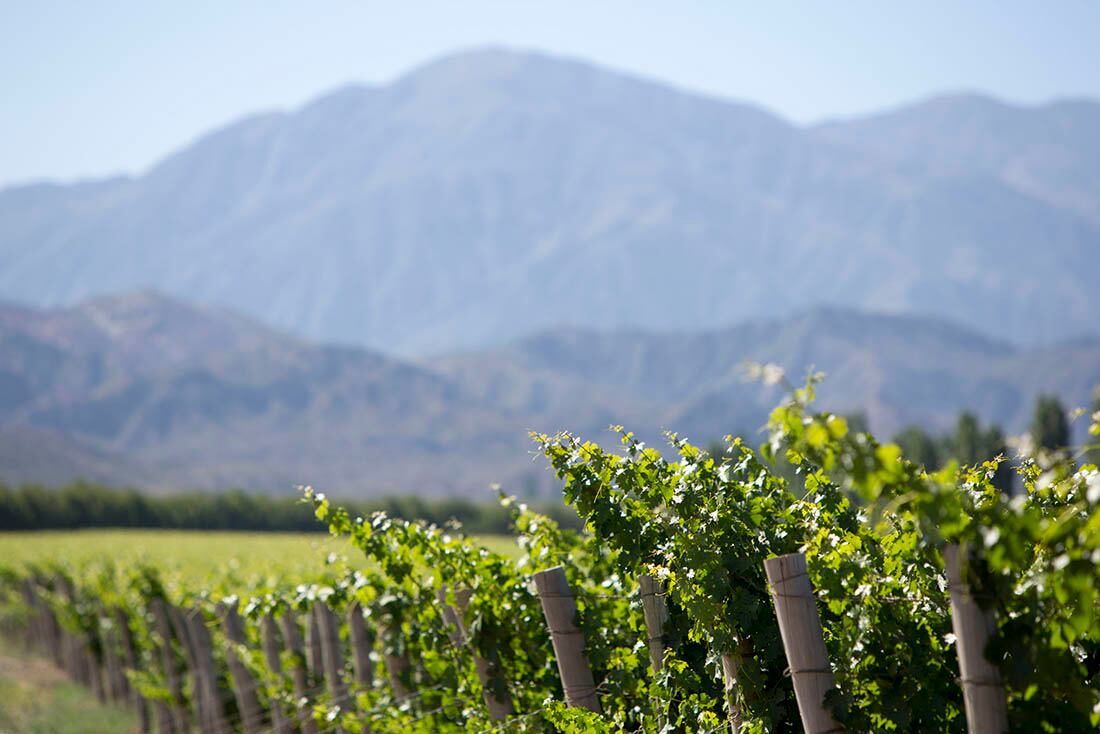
[
  {"xmin": 315, "ymin": 600, "xmax": 353, "ymax": 730},
  {"xmin": 382, "ymin": 617, "xmax": 413, "ymax": 702},
  {"xmin": 277, "ymin": 610, "xmax": 320, "ymax": 734},
  {"xmin": 720, "ymin": 652, "xmax": 744, "ymax": 734},
  {"xmin": 438, "ymin": 586, "xmax": 514, "ymax": 719},
  {"xmin": 152, "ymin": 599, "xmax": 191, "ymax": 734},
  {"xmin": 764, "ymin": 553, "xmax": 842, "ymax": 733},
  {"xmin": 534, "ymin": 566, "xmax": 601, "ymax": 713},
  {"xmin": 114, "ymin": 607, "xmax": 152, "ymax": 734},
  {"xmin": 943, "ymin": 544, "xmax": 1009, "ymax": 734},
  {"xmin": 221, "ymin": 603, "xmax": 265, "ymax": 734},
  {"xmin": 346, "ymin": 601, "xmax": 374, "ymax": 689},
  {"xmin": 185, "ymin": 607, "xmax": 232, "ymax": 734},
  {"xmin": 260, "ymin": 613, "xmax": 293, "ymax": 734},
  {"xmin": 638, "ymin": 575, "xmax": 668, "ymax": 675},
  {"xmin": 307, "ymin": 603, "xmax": 325, "ymax": 680}
]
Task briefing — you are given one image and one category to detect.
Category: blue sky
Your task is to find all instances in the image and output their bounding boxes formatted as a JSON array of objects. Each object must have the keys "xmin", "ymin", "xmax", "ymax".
[{"xmin": 2, "ymin": 0, "xmax": 1098, "ymax": 187}]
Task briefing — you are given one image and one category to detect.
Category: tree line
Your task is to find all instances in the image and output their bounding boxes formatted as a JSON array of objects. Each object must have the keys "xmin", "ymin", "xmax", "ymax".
[
  {"xmin": 890, "ymin": 391, "xmax": 1098, "ymax": 493},
  {"xmin": 0, "ymin": 482, "xmax": 581, "ymax": 533},
  {"xmin": 2, "ymin": 390, "xmax": 1095, "ymax": 533}
]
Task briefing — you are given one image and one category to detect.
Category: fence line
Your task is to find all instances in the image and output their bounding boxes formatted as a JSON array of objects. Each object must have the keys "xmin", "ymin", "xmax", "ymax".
[{"xmin": 7, "ymin": 547, "xmax": 1015, "ymax": 734}]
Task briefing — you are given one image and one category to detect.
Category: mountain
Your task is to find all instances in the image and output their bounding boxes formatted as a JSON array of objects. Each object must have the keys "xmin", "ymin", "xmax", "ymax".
[
  {"xmin": 813, "ymin": 94, "xmax": 1100, "ymax": 225},
  {"xmin": 0, "ymin": 291, "xmax": 528, "ymax": 494},
  {"xmin": 0, "ymin": 48, "xmax": 1097, "ymax": 355},
  {"xmin": 1, "ymin": 293, "xmax": 1097, "ymax": 494},
  {"xmin": 434, "ymin": 308, "xmax": 1100, "ymax": 444}
]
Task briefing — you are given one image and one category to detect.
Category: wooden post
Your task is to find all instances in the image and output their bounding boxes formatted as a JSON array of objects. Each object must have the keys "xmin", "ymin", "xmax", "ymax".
[
  {"xmin": 168, "ymin": 604, "xmax": 211, "ymax": 733},
  {"xmin": 37, "ymin": 585, "xmax": 64, "ymax": 668},
  {"xmin": 20, "ymin": 580, "xmax": 44, "ymax": 652},
  {"xmin": 98, "ymin": 605, "xmax": 128, "ymax": 702},
  {"xmin": 764, "ymin": 553, "xmax": 842, "ymax": 733},
  {"xmin": 221, "ymin": 603, "xmax": 265, "ymax": 734},
  {"xmin": 437, "ymin": 587, "xmax": 514, "ymax": 719},
  {"xmin": 382, "ymin": 619, "xmax": 413, "ymax": 702},
  {"xmin": 24, "ymin": 581, "xmax": 63, "ymax": 666},
  {"xmin": 185, "ymin": 608, "xmax": 232, "ymax": 734},
  {"xmin": 638, "ymin": 575, "xmax": 668, "ymax": 675},
  {"xmin": 534, "ymin": 566, "xmax": 601, "ymax": 713},
  {"xmin": 721, "ymin": 653, "xmax": 743, "ymax": 734},
  {"xmin": 277, "ymin": 611, "xmax": 320, "ymax": 734},
  {"xmin": 943, "ymin": 544, "xmax": 1009, "ymax": 734},
  {"xmin": 260, "ymin": 614, "xmax": 293, "ymax": 734},
  {"xmin": 151, "ymin": 599, "xmax": 191, "ymax": 734},
  {"xmin": 114, "ymin": 607, "xmax": 152, "ymax": 734},
  {"xmin": 346, "ymin": 602, "xmax": 374, "ymax": 689},
  {"xmin": 56, "ymin": 578, "xmax": 86, "ymax": 683},
  {"xmin": 315, "ymin": 601, "xmax": 353, "ymax": 728},
  {"xmin": 307, "ymin": 604, "xmax": 325, "ymax": 681},
  {"xmin": 85, "ymin": 637, "xmax": 107, "ymax": 703}
]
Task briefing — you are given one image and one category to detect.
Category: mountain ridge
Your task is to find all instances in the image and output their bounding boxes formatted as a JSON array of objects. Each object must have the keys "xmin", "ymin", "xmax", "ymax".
[
  {"xmin": 1, "ymin": 47, "xmax": 1096, "ymax": 354},
  {"xmin": 3, "ymin": 291, "xmax": 1097, "ymax": 495}
]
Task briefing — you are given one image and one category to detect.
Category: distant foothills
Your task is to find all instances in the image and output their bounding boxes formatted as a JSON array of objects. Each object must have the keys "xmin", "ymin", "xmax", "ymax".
[
  {"xmin": 0, "ymin": 291, "xmax": 1097, "ymax": 496},
  {"xmin": 1, "ymin": 48, "xmax": 1098, "ymax": 357}
]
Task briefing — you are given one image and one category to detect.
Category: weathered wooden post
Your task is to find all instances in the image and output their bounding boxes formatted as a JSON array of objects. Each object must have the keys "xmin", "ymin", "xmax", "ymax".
[
  {"xmin": 277, "ymin": 611, "xmax": 320, "ymax": 734},
  {"xmin": 307, "ymin": 603, "xmax": 325, "ymax": 680},
  {"xmin": 382, "ymin": 617, "xmax": 413, "ymax": 702},
  {"xmin": 168, "ymin": 604, "xmax": 210, "ymax": 732},
  {"xmin": 534, "ymin": 566, "xmax": 601, "ymax": 713},
  {"xmin": 20, "ymin": 580, "xmax": 44, "ymax": 652},
  {"xmin": 34, "ymin": 582, "xmax": 65, "ymax": 668},
  {"xmin": 638, "ymin": 574, "xmax": 681, "ymax": 729},
  {"xmin": 85, "ymin": 635, "xmax": 107, "ymax": 703},
  {"xmin": 943, "ymin": 544, "xmax": 1009, "ymax": 734},
  {"xmin": 23, "ymin": 580, "xmax": 63, "ymax": 665},
  {"xmin": 151, "ymin": 599, "xmax": 191, "ymax": 734},
  {"xmin": 114, "ymin": 607, "xmax": 152, "ymax": 734},
  {"xmin": 260, "ymin": 613, "xmax": 294, "ymax": 734},
  {"xmin": 315, "ymin": 600, "xmax": 353, "ymax": 731},
  {"xmin": 638, "ymin": 575, "xmax": 668, "ymax": 675},
  {"xmin": 97, "ymin": 605, "xmax": 128, "ymax": 702},
  {"xmin": 764, "ymin": 553, "xmax": 842, "ymax": 733},
  {"xmin": 720, "ymin": 652, "xmax": 744, "ymax": 734},
  {"xmin": 438, "ymin": 586, "xmax": 514, "ymax": 719},
  {"xmin": 221, "ymin": 603, "xmax": 265, "ymax": 734},
  {"xmin": 346, "ymin": 602, "xmax": 374, "ymax": 689},
  {"xmin": 55, "ymin": 577, "xmax": 87, "ymax": 684},
  {"xmin": 185, "ymin": 608, "xmax": 232, "ymax": 734}
]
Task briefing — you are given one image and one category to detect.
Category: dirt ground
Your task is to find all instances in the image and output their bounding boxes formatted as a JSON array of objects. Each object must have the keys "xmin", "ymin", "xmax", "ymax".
[{"xmin": 0, "ymin": 640, "xmax": 137, "ymax": 734}]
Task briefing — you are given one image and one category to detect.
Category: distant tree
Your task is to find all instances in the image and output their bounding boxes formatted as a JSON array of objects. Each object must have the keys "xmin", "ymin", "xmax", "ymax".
[
  {"xmin": 893, "ymin": 425, "xmax": 941, "ymax": 471},
  {"xmin": 981, "ymin": 424, "xmax": 1014, "ymax": 494},
  {"xmin": 953, "ymin": 411, "xmax": 983, "ymax": 465},
  {"xmin": 1031, "ymin": 394, "xmax": 1070, "ymax": 452},
  {"xmin": 844, "ymin": 411, "xmax": 870, "ymax": 435},
  {"xmin": 1086, "ymin": 384, "xmax": 1100, "ymax": 467},
  {"xmin": 937, "ymin": 411, "xmax": 1014, "ymax": 493}
]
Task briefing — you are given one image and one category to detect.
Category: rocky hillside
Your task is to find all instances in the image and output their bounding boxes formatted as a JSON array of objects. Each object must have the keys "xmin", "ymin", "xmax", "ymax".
[
  {"xmin": 1, "ymin": 292, "xmax": 1096, "ymax": 494},
  {"xmin": 1, "ymin": 49, "xmax": 1096, "ymax": 355}
]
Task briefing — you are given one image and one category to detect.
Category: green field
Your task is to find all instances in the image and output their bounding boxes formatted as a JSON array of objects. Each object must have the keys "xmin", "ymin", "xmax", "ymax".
[
  {"xmin": 0, "ymin": 529, "xmax": 524, "ymax": 733},
  {"xmin": 0, "ymin": 634, "xmax": 138, "ymax": 734},
  {"xmin": 0, "ymin": 529, "xmax": 521, "ymax": 583}
]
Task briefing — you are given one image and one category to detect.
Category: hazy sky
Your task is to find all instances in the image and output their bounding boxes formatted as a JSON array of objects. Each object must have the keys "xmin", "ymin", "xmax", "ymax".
[{"xmin": 2, "ymin": 1, "xmax": 1098, "ymax": 187}]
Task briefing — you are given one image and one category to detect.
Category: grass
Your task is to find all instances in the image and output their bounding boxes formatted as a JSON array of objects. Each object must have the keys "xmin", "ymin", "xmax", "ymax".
[
  {"xmin": 0, "ymin": 529, "xmax": 522, "ymax": 584},
  {"xmin": 0, "ymin": 529, "xmax": 524, "ymax": 732},
  {"xmin": 0, "ymin": 635, "xmax": 138, "ymax": 734}
]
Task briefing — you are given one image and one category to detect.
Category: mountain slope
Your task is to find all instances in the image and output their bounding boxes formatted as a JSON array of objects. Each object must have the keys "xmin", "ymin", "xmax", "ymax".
[
  {"xmin": 0, "ymin": 292, "xmax": 528, "ymax": 494},
  {"xmin": 1, "ymin": 293, "xmax": 1097, "ymax": 494},
  {"xmin": 813, "ymin": 94, "xmax": 1100, "ymax": 224},
  {"xmin": 0, "ymin": 49, "xmax": 1096, "ymax": 354},
  {"xmin": 435, "ymin": 307, "xmax": 1100, "ymax": 443}
]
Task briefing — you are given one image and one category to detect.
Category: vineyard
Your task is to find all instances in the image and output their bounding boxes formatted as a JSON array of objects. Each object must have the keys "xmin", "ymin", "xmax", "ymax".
[{"xmin": 2, "ymin": 379, "xmax": 1098, "ymax": 733}]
